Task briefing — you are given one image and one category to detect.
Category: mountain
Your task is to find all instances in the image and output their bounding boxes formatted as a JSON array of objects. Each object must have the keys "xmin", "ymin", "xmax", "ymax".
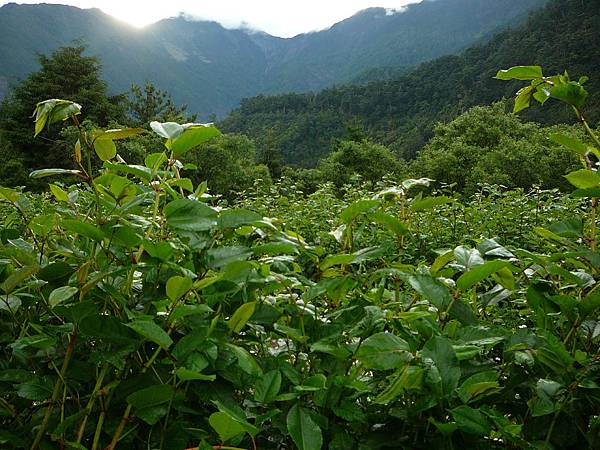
[
  {"xmin": 0, "ymin": 0, "xmax": 546, "ymax": 117},
  {"xmin": 220, "ymin": 0, "xmax": 600, "ymax": 167}
]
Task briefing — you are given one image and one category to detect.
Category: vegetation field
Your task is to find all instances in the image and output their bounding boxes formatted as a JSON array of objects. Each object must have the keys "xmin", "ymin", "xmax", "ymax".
[{"xmin": 0, "ymin": 61, "xmax": 600, "ymax": 450}]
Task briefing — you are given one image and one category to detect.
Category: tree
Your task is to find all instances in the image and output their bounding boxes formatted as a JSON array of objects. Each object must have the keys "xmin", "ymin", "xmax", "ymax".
[
  {"xmin": 319, "ymin": 140, "xmax": 407, "ymax": 188},
  {"xmin": 0, "ymin": 44, "xmax": 126, "ymax": 187},
  {"xmin": 127, "ymin": 82, "xmax": 195, "ymax": 126},
  {"xmin": 412, "ymin": 103, "xmax": 581, "ymax": 192},
  {"xmin": 185, "ymin": 134, "xmax": 270, "ymax": 198},
  {"xmin": 257, "ymin": 128, "xmax": 283, "ymax": 179}
]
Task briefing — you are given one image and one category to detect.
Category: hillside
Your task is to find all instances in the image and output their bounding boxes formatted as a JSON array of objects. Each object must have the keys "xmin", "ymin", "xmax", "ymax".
[
  {"xmin": 0, "ymin": 0, "xmax": 546, "ymax": 117},
  {"xmin": 220, "ymin": 0, "xmax": 600, "ymax": 166}
]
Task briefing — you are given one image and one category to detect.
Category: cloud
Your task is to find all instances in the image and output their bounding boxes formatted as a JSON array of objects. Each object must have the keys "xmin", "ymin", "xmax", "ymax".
[{"xmin": 1, "ymin": 0, "xmax": 417, "ymax": 37}]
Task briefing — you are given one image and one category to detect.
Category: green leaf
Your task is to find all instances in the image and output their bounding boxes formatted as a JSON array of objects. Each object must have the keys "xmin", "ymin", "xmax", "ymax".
[
  {"xmin": 32, "ymin": 99, "xmax": 81, "ymax": 136},
  {"xmin": 164, "ymin": 199, "xmax": 217, "ymax": 232},
  {"xmin": 287, "ymin": 403, "xmax": 323, "ymax": 450},
  {"xmin": 410, "ymin": 196, "xmax": 452, "ymax": 212},
  {"xmin": 126, "ymin": 384, "xmax": 172, "ymax": 409},
  {"xmin": 228, "ymin": 301, "xmax": 256, "ymax": 333},
  {"xmin": 368, "ymin": 211, "xmax": 409, "ymax": 237},
  {"xmin": 94, "ymin": 128, "xmax": 146, "ymax": 140},
  {"xmin": 209, "ymin": 412, "xmax": 247, "ymax": 441},
  {"xmin": 422, "ymin": 336, "xmax": 460, "ymax": 398},
  {"xmin": 550, "ymin": 82, "xmax": 588, "ymax": 108},
  {"xmin": 226, "ymin": 344, "xmax": 262, "ymax": 376},
  {"xmin": 169, "ymin": 304, "xmax": 212, "ymax": 323},
  {"xmin": 1, "ymin": 265, "xmax": 39, "ymax": 294},
  {"xmin": 494, "ymin": 66, "xmax": 543, "ymax": 81},
  {"xmin": 166, "ymin": 276, "xmax": 193, "ymax": 302},
  {"xmin": 456, "ymin": 260, "xmax": 516, "ymax": 290},
  {"xmin": 565, "ymin": 169, "xmax": 600, "ymax": 189},
  {"xmin": 458, "ymin": 371, "xmax": 500, "ymax": 403},
  {"xmin": 340, "ymin": 199, "xmax": 380, "ymax": 223},
  {"xmin": 126, "ymin": 320, "xmax": 172, "ymax": 349},
  {"xmin": 175, "ymin": 368, "xmax": 215, "ymax": 382},
  {"xmin": 48, "ymin": 286, "xmax": 78, "ymax": 307},
  {"xmin": 0, "ymin": 295, "xmax": 21, "ymax": 312},
  {"xmin": 62, "ymin": 219, "xmax": 105, "ymax": 242},
  {"xmin": 549, "ymin": 133, "xmax": 590, "ymax": 156},
  {"xmin": 374, "ymin": 366, "xmax": 424, "ymax": 404},
  {"xmin": 451, "ymin": 405, "xmax": 492, "ymax": 435},
  {"xmin": 295, "ymin": 374, "xmax": 327, "ymax": 392},
  {"xmin": 150, "ymin": 121, "xmax": 184, "ymax": 140},
  {"xmin": 355, "ymin": 332, "xmax": 411, "ymax": 370},
  {"xmin": 103, "ymin": 162, "xmax": 152, "ymax": 181},
  {"xmin": 454, "ymin": 246, "xmax": 484, "ymax": 270},
  {"xmin": 49, "ymin": 184, "xmax": 69, "ymax": 202},
  {"xmin": 29, "ymin": 168, "xmax": 82, "ymax": 179},
  {"xmin": 93, "ymin": 139, "xmax": 117, "ymax": 161},
  {"xmin": 218, "ymin": 209, "xmax": 263, "ymax": 229},
  {"xmin": 254, "ymin": 370, "xmax": 282, "ymax": 403},
  {"xmin": 513, "ymin": 85, "xmax": 534, "ymax": 113},
  {"xmin": 170, "ymin": 124, "xmax": 221, "ymax": 157},
  {"xmin": 408, "ymin": 273, "xmax": 452, "ymax": 309}
]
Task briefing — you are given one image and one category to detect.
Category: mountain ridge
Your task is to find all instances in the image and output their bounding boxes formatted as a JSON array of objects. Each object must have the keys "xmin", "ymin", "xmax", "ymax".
[
  {"xmin": 219, "ymin": 0, "xmax": 600, "ymax": 167},
  {"xmin": 0, "ymin": 0, "xmax": 547, "ymax": 116}
]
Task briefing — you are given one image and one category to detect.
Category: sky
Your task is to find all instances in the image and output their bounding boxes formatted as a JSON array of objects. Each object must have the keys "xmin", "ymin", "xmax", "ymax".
[{"xmin": 1, "ymin": 0, "xmax": 417, "ymax": 37}]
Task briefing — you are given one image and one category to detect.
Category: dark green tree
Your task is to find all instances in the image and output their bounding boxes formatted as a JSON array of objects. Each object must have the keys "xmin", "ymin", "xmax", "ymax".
[
  {"xmin": 127, "ymin": 82, "xmax": 195, "ymax": 126},
  {"xmin": 258, "ymin": 128, "xmax": 283, "ymax": 179},
  {"xmin": 319, "ymin": 140, "xmax": 407, "ymax": 188},
  {"xmin": 0, "ymin": 44, "xmax": 126, "ymax": 187},
  {"xmin": 185, "ymin": 134, "xmax": 270, "ymax": 198},
  {"xmin": 412, "ymin": 103, "xmax": 581, "ymax": 192}
]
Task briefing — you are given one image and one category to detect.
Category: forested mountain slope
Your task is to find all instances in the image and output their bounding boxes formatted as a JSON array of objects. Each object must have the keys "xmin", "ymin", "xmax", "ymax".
[
  {"xmin": 220, "ymin": 0, "xmax": 600, "ymax": 166},
  {"xmin": 0, "ymin": 0, "xmax": 546, "ymax": 116}
]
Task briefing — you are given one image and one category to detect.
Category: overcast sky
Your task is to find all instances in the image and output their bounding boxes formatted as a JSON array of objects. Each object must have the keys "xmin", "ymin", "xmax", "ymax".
[{"xmin": 1, "ymin": 1, "xmax": 418, "ymax": 37}]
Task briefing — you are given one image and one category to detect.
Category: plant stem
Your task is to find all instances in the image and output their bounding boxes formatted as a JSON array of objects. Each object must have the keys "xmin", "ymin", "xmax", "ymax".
[
  {"xmin": 75, "ymin": 364, "xmax": 108, "ymax": 443},
  {"xmin": 106, "ymin": 344, "xmax": 166, "ymax": 449},
  {"xmin": 30, "ymin": 329, "xmax": 77, "ymax": 450}
]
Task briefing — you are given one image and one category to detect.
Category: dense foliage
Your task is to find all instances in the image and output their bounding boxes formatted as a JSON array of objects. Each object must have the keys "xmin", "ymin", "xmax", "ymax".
[
  {"xmin": 2, "ymin": 61, "xmax": 600, "ymax": 450},
  {"xmin": 220, "ymin": 0, "xmax": 600, "ymax": 165}
]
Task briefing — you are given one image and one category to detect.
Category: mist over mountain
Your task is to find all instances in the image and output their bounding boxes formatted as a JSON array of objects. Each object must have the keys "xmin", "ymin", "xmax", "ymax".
[{"xmin": 0, "ymin": 0, "xmax": 546, "ymax": 117}]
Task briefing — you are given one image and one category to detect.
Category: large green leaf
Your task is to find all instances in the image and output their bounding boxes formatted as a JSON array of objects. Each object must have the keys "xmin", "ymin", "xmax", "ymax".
[
  {"xmin": 355, "ymin": 332, "xmax": 411, "ymax": 370},
  {"xmin": 29, "ymin": 168, "xmax": 82, "ymax": 179},
  {"xmin": 228, "ymin": 301, "xmax": 256, "ymax": 333},
  {"xmin": 126, "ymin": 384, "xmax": 173, "ymax": 409},
  {"xmin": 254, "ymin": 370, "xmax": 282, "ymax": 403},
  {"xmin": 170, "ymin": 124, "xmax": 221, "ymax": 156},
  {"xmin": 456, "ymin": 260, "xmax": 516, "ymax": 290},
  {"xmin": 62, "ymin": 219, "xmax": 105, "ymax": 242},
  {"xmin": 550, "ymin": 82, "xmax": 588, "ymax": 108},
  {"xmin": 451, "ymin": 405, "xmax": 492, "ymax": 435},
  {"xmin": 565, "ymin": 169, "xmax": 600, "ymax": 189},
  {"xmin": 164, "ymin": 199, "xmax": 218, "ymax": 232},
  {"xmin": 93, "ymin": 138, "xmax": 117, "ymax": 161},
  {"xmin": 340, "ymin": 199, "xmax": 380, "ymax": 223},
  {"xmin": 126, "ymin": 320, "xmax": 172, "ymax": 349},
  {"xmin": 94, "ymin": 128, "xmax": 146, "ymax": 140},
  {"xmin": 150, "ymin": 121, "xmax": 184, "ymax": 140},
  {"xmin": 287, "ymin": 404, "xmax": 323, "ymax": 450},
  {"xmin": 408, "ymin": 273, "xmax": 452, "ymax": 309},
  {"xmin": 48, "ymin": 286, "xmax": 78, "ymax": 307},
  {"xmin": 410, "ymin": 196, "xmax": 452, "ymax": 212},
  {"xmin": 494, "ymin": 66, "xmax": 543, "ymax": 81},
  {"xmin": 166, "ymin": 276, "xmax": 193, "ymax": 302},
  {"xmin": 422, "ymin": 336, "xmax": 460, "ymax": 398},
  {"xmin": 549, "ymin": 133, "xmax": 591, "ymax": 156},
  {"xmin": 209, "ymin": 412, "xmax": 248, "ymax": 442}
]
